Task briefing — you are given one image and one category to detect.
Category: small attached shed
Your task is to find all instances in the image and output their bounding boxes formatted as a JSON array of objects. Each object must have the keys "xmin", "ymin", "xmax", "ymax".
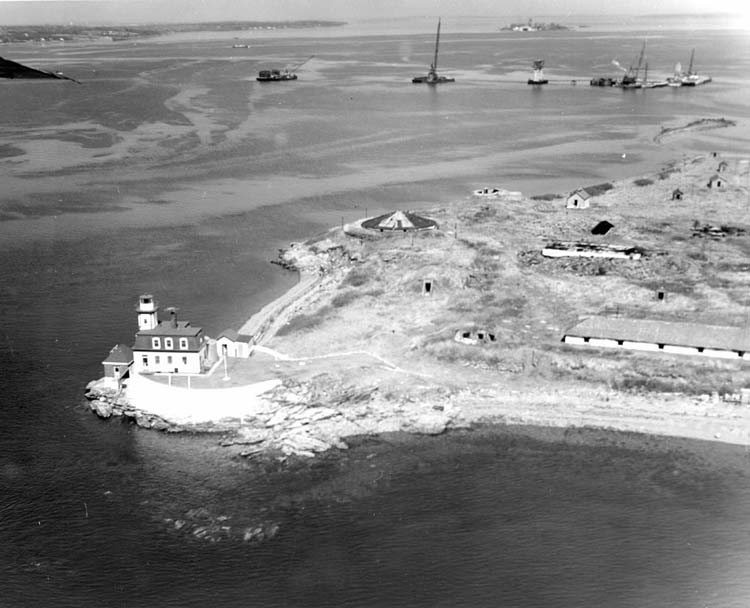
[
  {"xmin": 707, "ymin": 174, "xmax": 724, "ymax": 188},
  {"xmin": 671, "ymin": 188, "xmax": 684, "ymax": 200},
  {"xmin": 216, "ymin": 329, "xmax": 254, "ymax": 358},
  {"xmin": 566, "ymin": 188, "xmax": 591, "ymax": 209},
  {"xmin": 102, "ymin": 344, "xmax": 133, "ymax": 386}
]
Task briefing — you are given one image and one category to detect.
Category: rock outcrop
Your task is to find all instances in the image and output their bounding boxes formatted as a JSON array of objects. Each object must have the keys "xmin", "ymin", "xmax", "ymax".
[{"xmin": 85, "ymin": 373, "xmax": 462, "ymax": 459}]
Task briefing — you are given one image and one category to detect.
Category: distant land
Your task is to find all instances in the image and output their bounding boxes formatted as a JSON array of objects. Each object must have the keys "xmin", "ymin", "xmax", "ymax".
[
  {"xmin": 0, "ymin": 21, "xmax": 346, "ymax": 44},
  {"xmin": 500, "ymin": 19, "xmax": 570, "ymax": 32}
]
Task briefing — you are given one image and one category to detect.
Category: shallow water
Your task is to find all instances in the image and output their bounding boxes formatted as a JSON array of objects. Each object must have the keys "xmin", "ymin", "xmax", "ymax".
[{"xmin": 2, "ymin": 16, "xmax": 750, "ymax": 607}]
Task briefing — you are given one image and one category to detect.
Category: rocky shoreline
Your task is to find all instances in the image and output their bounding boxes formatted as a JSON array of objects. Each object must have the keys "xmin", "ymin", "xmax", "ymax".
[{"xmin": 85, "ymin": 371, "xmax": 459, "ymax": 459}]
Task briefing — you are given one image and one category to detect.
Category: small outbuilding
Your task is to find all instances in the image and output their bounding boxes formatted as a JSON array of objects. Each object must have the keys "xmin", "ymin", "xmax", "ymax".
[
  {"xmin": 707, "ymin": 174, "xmax": 724, "ymax": 188},
  {"xmin": 566, "ymin": 188, "xmax": 591, "ymax": 209},
  {"xmin": 361, "ymin": 210, "xmax": 438, "ymax": 232},
  {"xmin": 102, "ymin": 344, "xmax": 133, "ymax": 387},
  {"xmin": 216, "ymin": 329, "xmax": 254, "ymax": 358},
  {"xmin": 671, "ymin": 188, "xmax": 683, "ymax": 201}
]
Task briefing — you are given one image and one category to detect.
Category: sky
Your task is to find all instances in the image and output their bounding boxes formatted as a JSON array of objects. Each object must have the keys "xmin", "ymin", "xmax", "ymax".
[{"xmin": 0, "ymin": 0, "xmax": 746, "ymax": 25}]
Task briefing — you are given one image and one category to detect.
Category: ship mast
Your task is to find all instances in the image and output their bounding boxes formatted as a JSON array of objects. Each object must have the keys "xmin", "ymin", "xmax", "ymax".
[
  {"xmin": 687, "ymin": 48, "xmax": 695, "ymax": 75},
  {"xmin": 432, "ymin": 18, "xmax": 441, "ymax": 71},
  {"xmin": 633, "ymin": 41, "xmax": 646, "ymax": 81}
]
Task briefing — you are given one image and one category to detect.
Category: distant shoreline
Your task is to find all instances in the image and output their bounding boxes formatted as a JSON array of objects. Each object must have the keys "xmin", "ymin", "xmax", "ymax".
[{"xmin": 0, "ymin": 20, "xmax": 346, "ymax": 44}]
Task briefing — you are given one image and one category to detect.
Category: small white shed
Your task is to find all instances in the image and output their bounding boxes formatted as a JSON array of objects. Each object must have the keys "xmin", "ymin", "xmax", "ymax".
[
  {"xmin": 216, "ymin": 330, "xmax": 254, "ymax": 358},
  {"xmin": 566, "ymin": 188, "xmax": 592, "ymax": 209}
]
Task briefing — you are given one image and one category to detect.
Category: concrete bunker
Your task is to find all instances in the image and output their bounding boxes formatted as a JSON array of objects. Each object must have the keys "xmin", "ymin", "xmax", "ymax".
[
  {"xmin": 591, "ymin": 220, "xmax": 614, "ymax": 235},
  {"xmin": 455, "ymin": 329, "xmax": 498, "ymax": 345}
]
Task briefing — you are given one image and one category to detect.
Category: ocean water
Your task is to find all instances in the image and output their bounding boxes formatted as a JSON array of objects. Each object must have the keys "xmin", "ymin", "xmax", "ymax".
[{"xmin": 2, "ymin": 16, "xmax": 750, "ymax": 607}]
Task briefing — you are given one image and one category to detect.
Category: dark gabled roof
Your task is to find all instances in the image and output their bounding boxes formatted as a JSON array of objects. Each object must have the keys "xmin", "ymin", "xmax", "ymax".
[
  {"xmin": 217, "ymin": 329, "xmax": 254, "ymax": 343},
  {"xmin": 708, "ymin": 174, "xmax": 722, "ymax": 182},
  {"xmin": 568, "ymin": 188, "xmax": 591, "ymax": 200},
  {"xmin": 136, "ymin": 320, "xmax": 202, "ymax": 337},
  {"xmin": 218, "ymin": 328, "xmax": 239, "ymax": 341},
  {"xmin": 103, "ymin": 344, "xmax": 133, "ymax": 365},
  {"xmin": 361, "ymin": 210, "xmax": 438, "ymax": 231},
  {"xmin": 564, "ymin": 317, "xmax": 750, "ymax": 352}
]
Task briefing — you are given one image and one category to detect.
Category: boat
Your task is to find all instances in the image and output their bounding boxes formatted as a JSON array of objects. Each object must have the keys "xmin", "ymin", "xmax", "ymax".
[
  {"xmin": 590, "ymin": 76, "xmax": 616, "ymax": 87},
  {"xmin": 641, "ymin": 63, "xmax": 668, "ymax": 88},
  {"xmin": 256, "ymin": 69, "xmax": 297, "ymax": 82},
  {"xmin": 666, "ymin": 62, "xmax": 684, "ymax": 86},
  {"xmin": 678, "ymin": 49, "xmax": 712, "ymax": 86},
  {"xmin": 616, "ymin": 42, "xmax": 645, "ymax": 89},
  {"xmin": 412, "ymin": 19, "xmax": 455, "ymax": 84},
  {"xmin": 527, "ymin": 59, "xmax": 548, "ymax": 85},
  {"xmin": 256, "ymin": 56, "xmax": 313, "ymax": 82}
]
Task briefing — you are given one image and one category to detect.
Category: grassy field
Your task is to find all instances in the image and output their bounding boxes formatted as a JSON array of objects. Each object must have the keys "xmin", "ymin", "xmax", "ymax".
[{"xmin": 269, "ymin": 152, "xmax": 750, "ymax": 398}]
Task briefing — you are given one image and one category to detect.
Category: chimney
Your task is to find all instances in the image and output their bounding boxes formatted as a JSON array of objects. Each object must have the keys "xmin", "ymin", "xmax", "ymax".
[{"xmin": 165, "ymin": 307, "xmax": 178, "ymax": 328}]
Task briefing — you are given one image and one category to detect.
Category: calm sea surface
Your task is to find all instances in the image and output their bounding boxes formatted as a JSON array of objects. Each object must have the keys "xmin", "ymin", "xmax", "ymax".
[{"xmin": 2, "ymin": 15, "xmax": 750, "ymax": 607}]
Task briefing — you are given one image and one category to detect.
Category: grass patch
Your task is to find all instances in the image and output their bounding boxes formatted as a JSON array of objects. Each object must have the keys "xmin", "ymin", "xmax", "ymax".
[
  {"xmin": 584, "ymin": 182, "xmax": 614, "ymax": 196},
  {"xmin": 275, "ymin": 306, "xmax": 331, "ymax": 336},
  {"xmin": 658, "ymin": 167, "xmax": 679, "ymax": 180},
  {"xmin": 633, "ymin": 178, "xmax": 653, "ymax": 187},
  {"xmin": 342, "ymin": 267, "xmax": 371, "ymax": 288},
  {"xmin": 331, "ymin": 289, "xmax": 359, "ymax": 308}
]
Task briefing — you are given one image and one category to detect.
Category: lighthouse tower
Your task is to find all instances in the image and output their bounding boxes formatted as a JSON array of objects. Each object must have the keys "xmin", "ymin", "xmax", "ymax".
[
  {"xmin": 527, "ymin": 59, "xmax": 549, "ymax": 85},
  {"xmin": 136, "ymin": 294, "xmax": 159, "ymax": 330}
]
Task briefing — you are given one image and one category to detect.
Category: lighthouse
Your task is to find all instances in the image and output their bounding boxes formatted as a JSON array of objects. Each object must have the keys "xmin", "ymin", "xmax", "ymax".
[
  {"xmin": 527, "ymin": 59, "xmax": 549, "ymax": 85},
  {"xmin": 136, "ymin": 294, "xmax": 159, "ymax": 330},
  {"xmin": 131, "ymin": 294, "xmax": 208, "ymax": 375}
]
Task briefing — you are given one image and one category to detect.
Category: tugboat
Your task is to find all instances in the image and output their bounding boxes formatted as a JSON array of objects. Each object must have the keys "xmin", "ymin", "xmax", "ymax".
[
  {"xmin": 257, "ymin": 56, "xmax": 313, "ymax": 82},
  {"xmin": 412, "ymin": 19, "xmax": 455, "ymax": 84},
  {"xmin": 527, "ymin": 59, "xmax": 548, "ymax": 85}
]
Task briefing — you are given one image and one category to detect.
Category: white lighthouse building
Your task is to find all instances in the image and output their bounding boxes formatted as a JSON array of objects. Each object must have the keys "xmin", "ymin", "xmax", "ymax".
[{"xmin": 131, "ymin": 294, "xmax": 209, "ymax": 375}]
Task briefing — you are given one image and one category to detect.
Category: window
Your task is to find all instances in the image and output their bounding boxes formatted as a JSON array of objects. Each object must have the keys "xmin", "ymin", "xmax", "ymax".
[
  {"xmin": 165, "ymin": 337, "xmax": 174, "ymax": 350},
  {"xmin": 182, "ymin": 357, "xmax": 187, "ymax": 365},
  {"xmin": 155, "ymin": 356, "xmax": 160, "ymax": 364},
  {"xmin": 142, "ymin": 356, "xmax": 148, "ymax": 366},
  {"xmin": 167, "ymin": 356, "xmax": 173, "ymax": 364},
  {"xmin": 151, "ymin": 337, "xmax": 161, "ymax": 349},
  {"xmin": 179, "ymin": 338, "xmax": 189, "ymax": 350}
]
